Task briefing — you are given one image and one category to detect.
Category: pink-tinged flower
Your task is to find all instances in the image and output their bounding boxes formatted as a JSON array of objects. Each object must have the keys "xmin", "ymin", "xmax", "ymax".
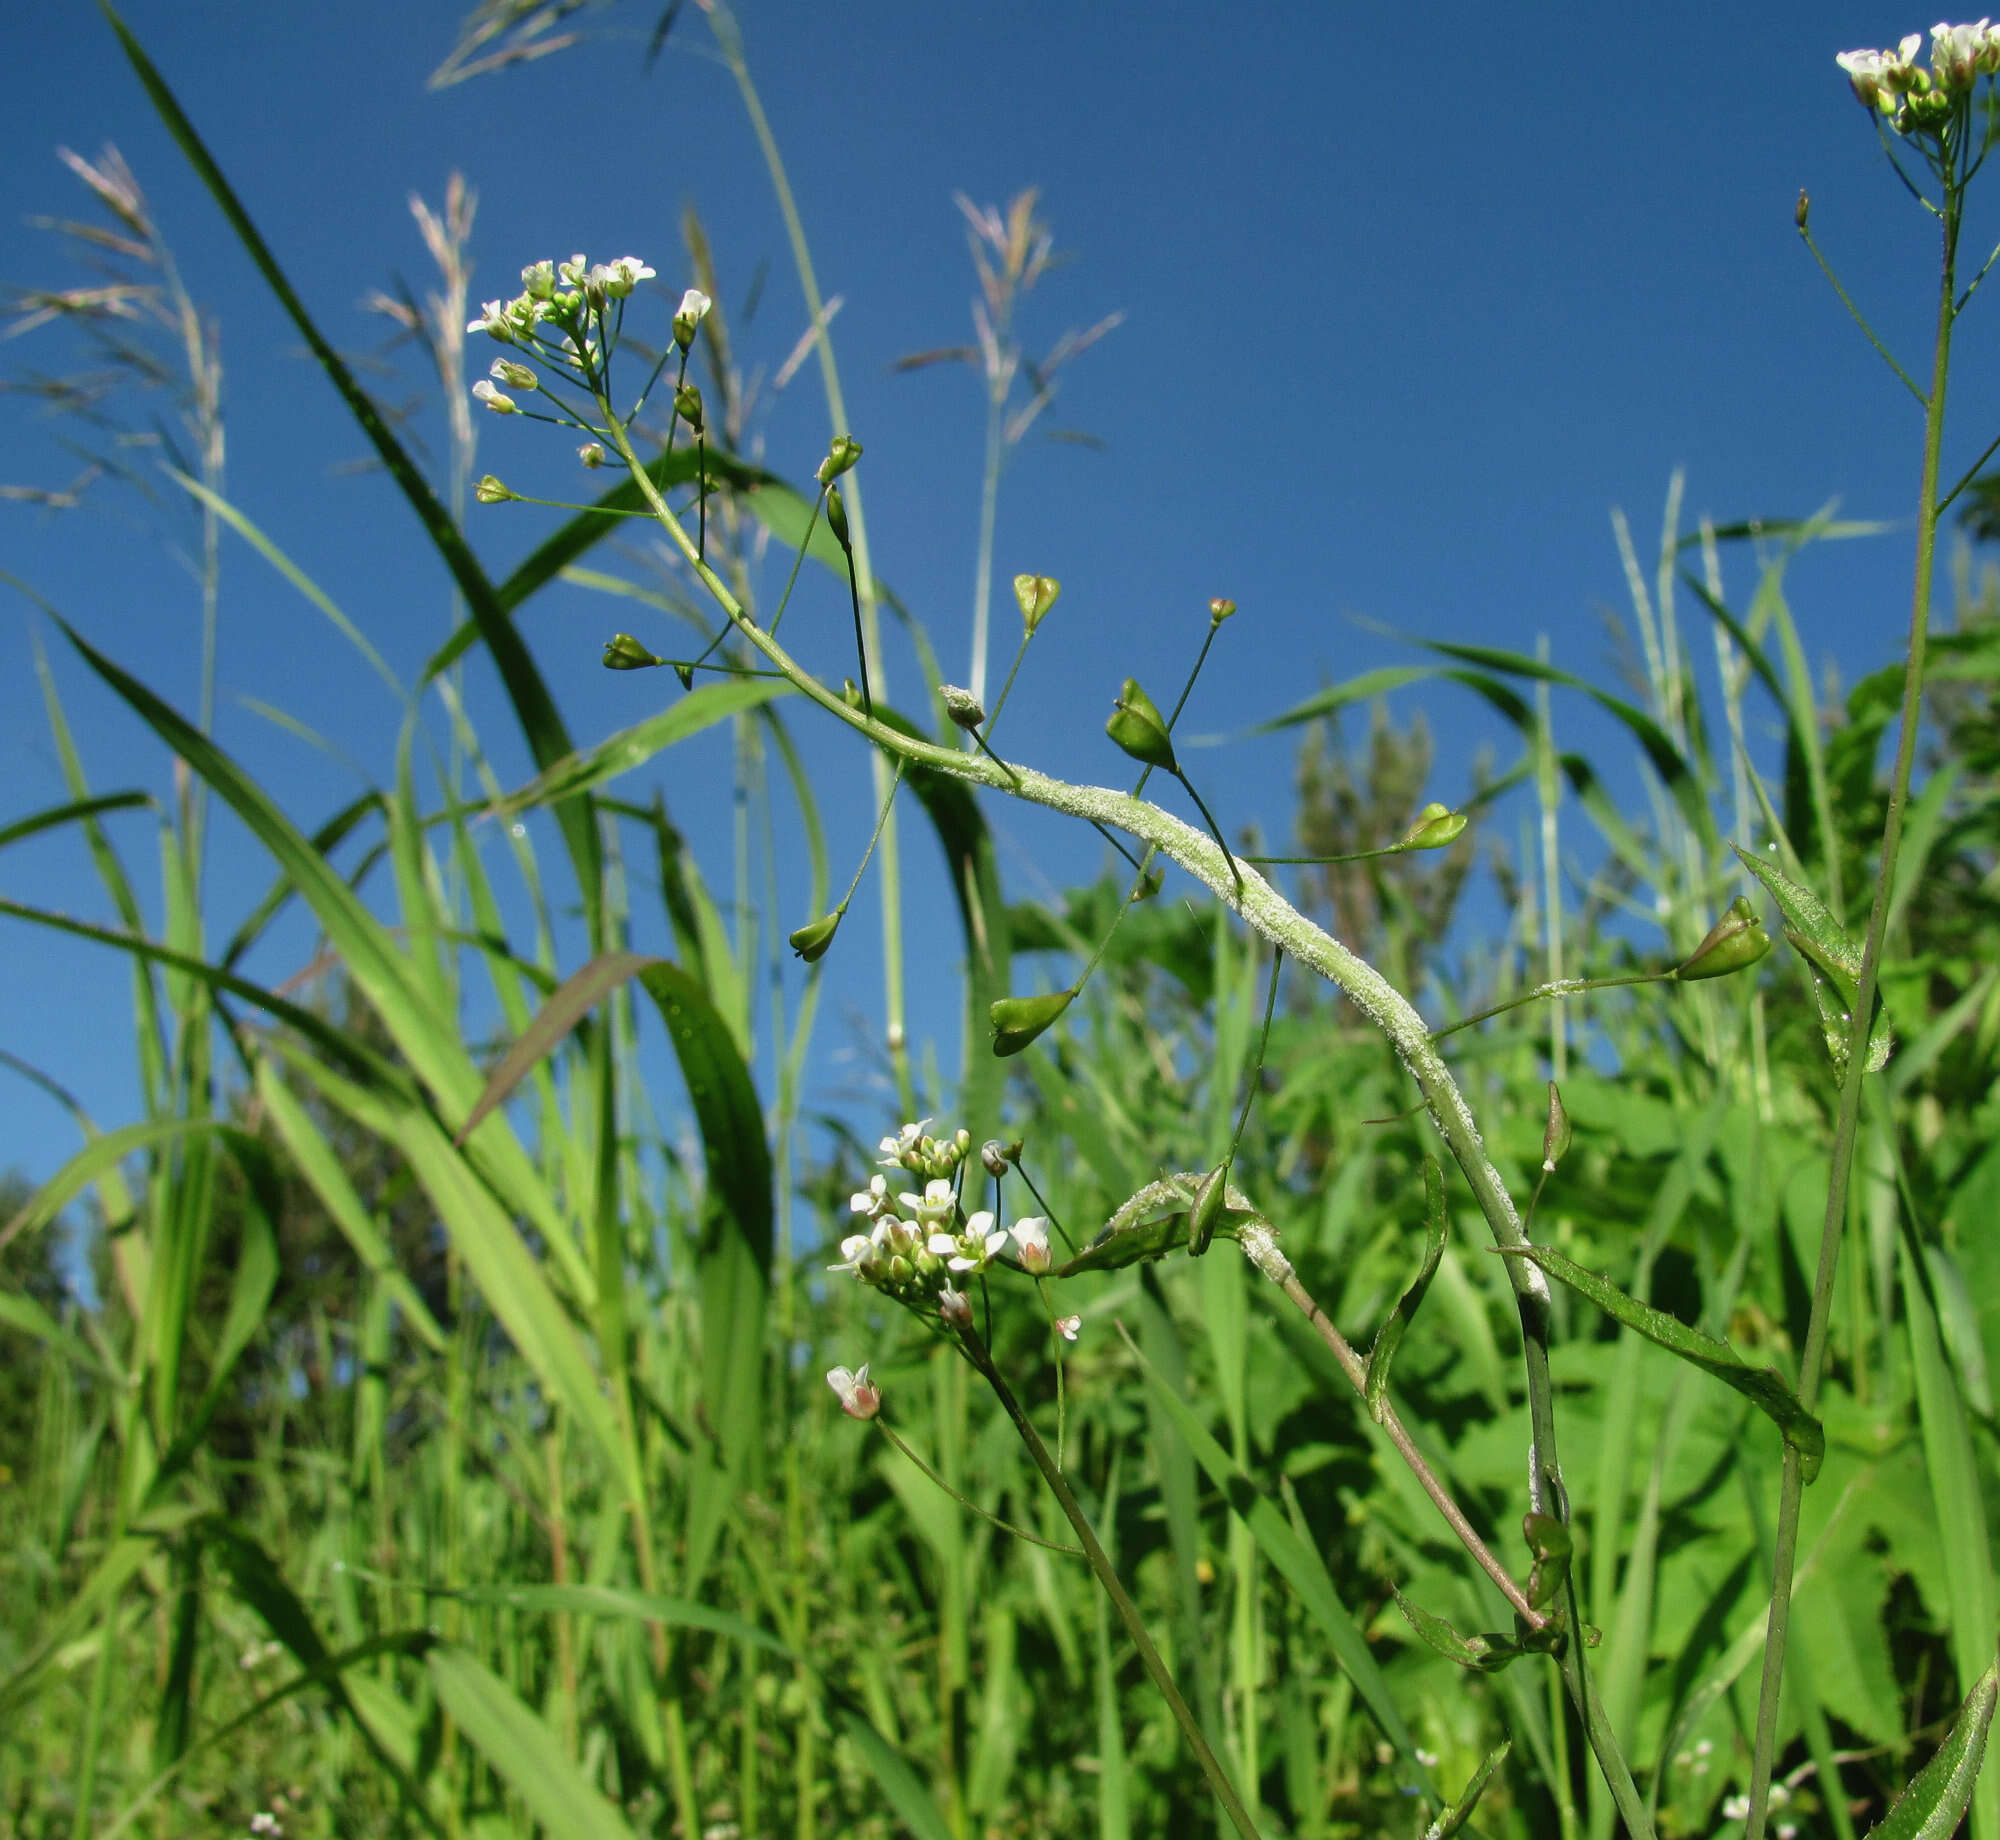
[
  {"xmin": 1055, "ymin": 1314, "xmax": 1081, "ymax": 1342},
  {"xmin": 826, "ymin": 1363, "xmax": 881, "ymax": 1420},
  {"xmin": 938, "ymin": 1285, "xmax": 973, "ymax": 1328},
  {"xmin": 1009, "ymin": 1215, "xmax": 1053, "ymax": 1275}
]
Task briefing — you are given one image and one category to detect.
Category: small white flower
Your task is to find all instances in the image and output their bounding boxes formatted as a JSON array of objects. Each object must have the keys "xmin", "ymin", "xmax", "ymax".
[
  {"xmin": 1414, "ymin": 1747, "xmax": 1440, "ymax": 1769},
  {"xmin": 1009, "ymin": 1216, "xmax": 1052, "ymax": 1274},
  {"xmin": 521, "ymin": 259, "xmax": 557, "ymax": 301},
  {"xmin": 578, "ymin": 442, "xmax": 605, "ymax": 468},
  {"xmin": 901, "ymin": 1178, "xmax": 958, "ymax": 1228},
  {"xmin": 250, "ymin": 1815, "xmax": 284, "ymax": 1838},
  {"xmin": 604, "ymin": 256, "xmax": 656, "ymax": 298},
  {"xmin": 879, "ymin": 1119, "xmax": 933, "ymax": 1167},
  {"xmin": 828, "ymin": 1231, "xmax": 876, "ymax": 1277},
  {"xmin": 1721, "ymin": 1794, "xmax": 1751, "ymax": 1821},
  {"xmin": 1055, "ymin": 1313, "xmax": 1081, "ymax": 1341},
  {"xmin": 826, "ymin": 1363, "xmax": 881, "ymax": 1420},
  {"xmin": 947, "ymin": 1210, "xmax": 1010, "ymax": 1272},
  {"xmin": 558, "ymin": 253, "xmax": 590, "ymax": 288},
  {"xmin": 1932, "ymin": 19, "xmax": 1992, "ymax": 88},
  {"xmin": 850, "ymin": 1173, "xmax": 891, "ymax": 1216},
  {"xmin": 490, "ymin": 357, "xmax": 537, "ymax": 391},
  {"xmin": 468, "ymin": 299, "xmax": 512, "ymax": 340},
  {"xmin": 678, "ymin": 286, "xmax": 712, "ymax": 325},
  {"xmin": 471, "ymin": 379, "xmax": 518, "ymax": 415},
  {"xmin": 938, "ymin": 1285, "xmax": 973, "ymax": 1328}
]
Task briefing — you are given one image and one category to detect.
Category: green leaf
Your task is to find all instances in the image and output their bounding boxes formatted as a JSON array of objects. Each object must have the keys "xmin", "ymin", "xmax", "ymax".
[
  {"xmin": 1390, "ymin": 1586, "xmax": 1522, "ymax": 1673},
  {"xmin": 415, "ymin": 1583, "xmax": 795, "ymax": 1659},
  {"xmin": 1735, "ymin": 845, "xmax": 1895, "ymax": 1073},
  {"xmin": 426, "ymin": 1645, "xmax": 639, "ymax": 1840},
  {"xmin": 1056, "ymin": 1174, "xmax": 1266, "ymax": 1276},
  {"xmin": 487, "ymin": 677, "xmax": 793, "ymax": 817},
  {"xmin": 1365, "ymin": 1159, "xmax": 1446, "ymax": 1423},
  {"xmin": 1500, "ymin": 1241, "xmax": 1825, "ymax": 1481},
  {"xmin": 1425, "ymin": 1741, "xmax": 1513, "ymax": 1840},
  {"xmin": 832, "ymin": 1706, "xmax": 957, "ymax": 1840},
  {"xmin": 1865, "ymin": 1654, "xmax": 1998, "ymax": 1839},
  {"xmin": 634, "ymin": 962, "xmax": 772, "ymax": 1485}
]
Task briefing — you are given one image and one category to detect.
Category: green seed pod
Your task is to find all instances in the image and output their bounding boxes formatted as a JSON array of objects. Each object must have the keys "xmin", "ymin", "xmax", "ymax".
[
  {"xmin": 788, "ymin": 911, "xmax": 842, "ymax": 963},
  {"xmin": 1106, "ymin": 678, "xmax": 1177, "ymax": 772},
  {"xmin": 817, "ymin": 434, "xmax": 863, "ymax": 487},
  {"xmin": 990, "ymin": 988, "xmax": 1075, "ymax": 1057},
  {"xmin": 826, "ymin": 484, "xmax": 852, "ymax": 551},
  {"xmin": 1399, "ymin": 801, "xmax": 1468, "ymax": 851},
  {"xmin": 1674, "ymin": 895, "xmax": 1772, "ymax": 981},
  {"xmin": 1013, "ymin": 573, "xmax": 1061, "ymax": 635},
  {"xmin": 474, "ymin": 474, "xmax": 513, "ymax": 504},
  {"xmin": 673, "ymin": 661, "xmax": 695, "ymax": 691},
  {"xmin": 673, "ymin": 383, "xmax": 705, "ymax": 434},
  {"xmin": 1541, "ymin": 1081, "xmax": 1572, "ymax": 1174},
  {"xmin": 940, "ymin": 684, "xmax": 986, "ymax": 730},
  {"xmin": 602, "ymin": 633, "xmax": 664, "ymax": 670}
]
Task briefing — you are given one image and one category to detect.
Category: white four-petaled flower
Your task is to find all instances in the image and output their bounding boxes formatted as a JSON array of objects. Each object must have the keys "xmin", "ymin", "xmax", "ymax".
[
  {"xmin": 471, "ymin": 379, "xmax": 518, "ymax": 414},
  {"xmin": 826, "ymin": 1363, "xmax": 881, "ymax": 1420},
  {"xmin": 1009, "ymin": 1216, "xmax": 1053, "ymax": 1274}
]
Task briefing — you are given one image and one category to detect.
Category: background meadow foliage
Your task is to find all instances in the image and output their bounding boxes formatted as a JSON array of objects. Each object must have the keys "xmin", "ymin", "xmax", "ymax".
[{"xmin": 6, "ymin": 6, "xmax": 2000, "ymax": 1838}]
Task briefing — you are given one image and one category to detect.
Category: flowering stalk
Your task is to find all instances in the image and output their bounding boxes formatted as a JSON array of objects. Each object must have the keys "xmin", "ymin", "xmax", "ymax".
[{"xmin": 1745, "ymin": 26, "xmax": 1987, "ymax": 1838}]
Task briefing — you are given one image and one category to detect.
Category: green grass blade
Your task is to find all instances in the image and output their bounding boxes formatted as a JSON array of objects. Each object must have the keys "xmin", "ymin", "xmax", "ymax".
[
  {"xmin": 425, "ymin": 1644, "xmax": 638, "ymax": 1840},
  {"xmin": 97, "ymin": 2, "xmax": 604, "ymax": 915},
  {"xmin": 0, "ymin": 791, "xmax": 153, "ymax": 853}
]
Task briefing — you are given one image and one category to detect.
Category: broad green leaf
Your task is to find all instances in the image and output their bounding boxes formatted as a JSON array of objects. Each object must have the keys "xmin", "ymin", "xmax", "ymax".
[
  {"xmin": 1121, "ymin": 1329, "xmax": 1432, "ymax": 1781},
  {"xmin": 1500, "ymin": 1241, "xmax": 1825, "ymax": 1481},
  {"xmin": 1425, "ymin": 1741, "xmax": 1513, "ymax": 1840},
  {"xmin": 1865, "ymin": 1655, "xmax": 1998, "ymax": 1839},
  {"xmin": 425, "ymin": 1645, "xmax": 638, "ymax": 1840},
  {"xmin": 1366, "ymin": 1158, "xmax": 1446, "ymax": 1424}
]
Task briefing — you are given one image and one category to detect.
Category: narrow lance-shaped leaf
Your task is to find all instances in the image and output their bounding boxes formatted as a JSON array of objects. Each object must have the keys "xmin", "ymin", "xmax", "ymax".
[
  {"xmin": 1500, "ymin": 1240, "xmax": 1825, "ymax": 1482},
  {"xmin": 1056, "ymin": 1173, "xmax": 1266, "ymax": 1277},
  {"xmin": 1365, "ymin": 1159, "xmax": 1446, "ymax": 1424},
  {"xmin": 1424, "ymin": 1742, "xmax": 1513, "ymax": 1840},
  {"xmin": 1864, "ymin": 1654, "xmax": 1997, "ymax": 1840},
  {"xmin": 1735, "ymin": 844, "xmax": 1893, "ymax": 1072},
  {"xmin": 1390, "ymin": 1586, "xmax": 1521, "ymax": 1674}
]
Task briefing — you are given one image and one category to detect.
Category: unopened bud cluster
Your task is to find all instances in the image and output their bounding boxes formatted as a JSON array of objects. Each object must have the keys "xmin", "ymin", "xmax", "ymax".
[
  {"xmin": 876, "ymin": 1117, "xmax": 974, "ymax": 1180},
  {"xmin": 1837, "ymin": 22, "xmax": 2000, "ymax": 131}
]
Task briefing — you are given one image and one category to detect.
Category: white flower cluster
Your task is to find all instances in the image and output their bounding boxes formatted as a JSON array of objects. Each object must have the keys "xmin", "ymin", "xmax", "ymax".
[
  {"xmin": 467, "ymin": 253, "xmax": 658, "ymax": 348},
  {"xmin": 829, "ymin": 1120, "xmax": 1054, "ymax": 1310},
  {"xmin": 1837, "ymin": 22, "xmax": 2000, "ymax": 126}
]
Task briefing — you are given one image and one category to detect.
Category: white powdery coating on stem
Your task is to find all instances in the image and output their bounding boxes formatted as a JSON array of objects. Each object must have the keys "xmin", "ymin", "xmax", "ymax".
[{"xmin": 1239, "ymin": 1223, "xmax": 1294, "ymax": 1285}]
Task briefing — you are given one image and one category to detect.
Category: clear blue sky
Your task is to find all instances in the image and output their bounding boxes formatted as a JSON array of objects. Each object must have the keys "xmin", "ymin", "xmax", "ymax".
[{"xmin": 1, "ymin": 2, "xmax": 1985, "ymax": 1192}]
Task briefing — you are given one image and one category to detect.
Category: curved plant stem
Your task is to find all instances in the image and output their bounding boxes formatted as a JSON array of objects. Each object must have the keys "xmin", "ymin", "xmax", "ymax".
[
  {"xmin": 955, "ymin": 1321, "xmax": 1263, "ymax": 1839},
  {"xmin": 602, "ymin": 412, "xmax": 1651, "ymax": 1822},
  {"xmin": 1743, "ymin": 136, "xmax": 1960, "ymax": 1840}
]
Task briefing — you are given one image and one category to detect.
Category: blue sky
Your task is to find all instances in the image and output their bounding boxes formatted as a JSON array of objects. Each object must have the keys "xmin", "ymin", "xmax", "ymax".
[{"xmin": 1, "ymin": 1, "xmax": 1986, "ymax": 1195}]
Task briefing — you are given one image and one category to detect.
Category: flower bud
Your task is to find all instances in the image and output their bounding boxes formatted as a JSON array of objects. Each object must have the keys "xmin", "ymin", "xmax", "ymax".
[
  {"xmin": 1009, "ymin": 1216, "xmax": 1053, "ymax": 1275},
  {"xmin": 674, "ymin": 287, "xmax": 712, "ymax": 349},
  {"xmin": 1674, "ymin": 896, "xmax": 1772, "ymax": 981},
  {"xmin": 1013, "ymin": 573, "xmax": 1061, "ymax": 635},
  {"xmin": 522, "ymin": 260, "xmax": 557, "ymax": 301},
  {"xmin": 940, "ymin": 684, "xmax": 986, "ymax": 730},
  {"xmin": 1399, "ymin": 802, "xmax": 1468, "ymax": 851},
  {"xmin": 980, "ymin": 1139, "xmax": 1011, "ymax": 1177},
  {"xmin": 602, "ymin": 633, "xmax": 664, "ymax": 670},
  {"xmin": 990, "ymin": 987, "xmax": 1075, "ymax": 1057},
  {"xmin": 471, "ymin": 379, "xmax": 518, "ymax": 415},
  {"xmin": 789, "ymin": 911, "xmax": 842, "ymax": 962},
  {"xmin": 826, "ymin": 1363, "xmax": 881, "ymax": 1420},
  {"xmin": 1795, "ymin": 189, "xmax": 1810, "ymax": 231},
  {"xmin": 826, "ymin": 483, "xmax": 851, "ymax": 550},
  {"xmin": 673, "ymin": 661, "xmax": 695, "ymax": 691},
  {"xmin": 1209, "ymin": 597, "xmax": 1237, "ymax": 624},
  {"xmin": 817, "ymin": 434, "xmax": 863, "ymax": 487},
  {"xmin": 491, "ymin": 358, "xmax": 538, "ymax": 392},
  {"xmin": 842, "ymin": 677, "xmax": 864, "ymax": 709},
  {"xmin": 474, "ymin": 475, "xmax": 513, "ymax": 505},
  {"xmin": 673, "ymin": 383, "xmax": 705, "ymax": 434},
  {"xmin": 1131, "ymin": 865, "xmax": 1165, "ymax": 902},
  {"xmin": 1106, "ymin": 678, "xmax": 1178, "ymax": 772},
  {"xmin": 1541, "ymin": 1081, "xmax": 1572, "ymax": 1174},
  {"xmin": 938, "ymin": 1286, "xmax": 973, "ymax": 1329},
  {"xmin": 578, "ymin": 442, "xmax": 606, "ymax": 468}
]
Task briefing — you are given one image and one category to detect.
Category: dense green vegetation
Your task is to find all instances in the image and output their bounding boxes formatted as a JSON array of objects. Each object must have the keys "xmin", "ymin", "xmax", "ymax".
[{"xmin": 8, "ymin": 9, "xmax": 2000, "ymax": 1839}]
